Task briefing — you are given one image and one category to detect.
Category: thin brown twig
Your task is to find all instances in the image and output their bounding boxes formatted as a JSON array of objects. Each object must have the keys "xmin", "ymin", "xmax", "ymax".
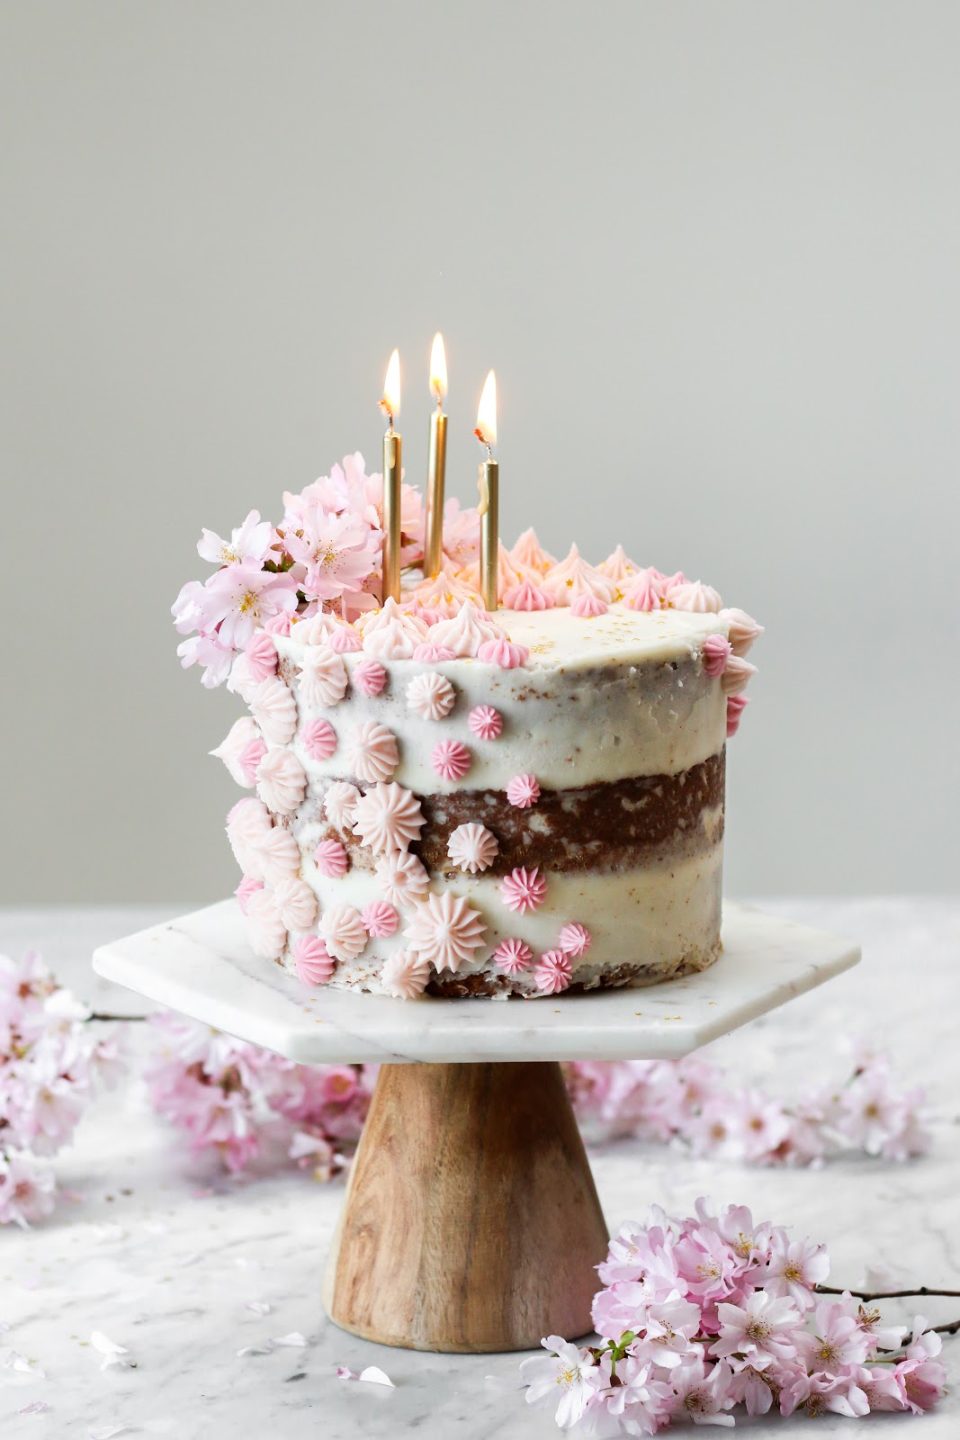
[
  {"xmin": 87, "ymin": 1012, "xmax": 147, "ymax": 1023},
  {"xmin": 816, "ymin": 1284, "xmax": 960, "ymax": 1301}
]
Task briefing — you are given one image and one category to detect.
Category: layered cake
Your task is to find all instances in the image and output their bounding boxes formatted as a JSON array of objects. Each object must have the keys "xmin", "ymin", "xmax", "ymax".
[{"xmin": 173, "ymin": 457, "xmax": 761, "ymax": 998}]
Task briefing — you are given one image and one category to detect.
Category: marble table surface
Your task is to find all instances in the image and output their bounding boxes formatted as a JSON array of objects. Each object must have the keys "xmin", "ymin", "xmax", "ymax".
[{"xmin": 1, "ymin": 897, "xmax": 958, "ymax": 1439}]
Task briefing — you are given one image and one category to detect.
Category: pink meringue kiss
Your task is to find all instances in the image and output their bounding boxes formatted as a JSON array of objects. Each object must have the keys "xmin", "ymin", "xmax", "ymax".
[
  {"xmin": 491, "ymin": 937, "xmax": 533, "ymax": 975},
  {"xmin": 476, "ymin": 638, "xmax": 530, "ymax": 669},
  {"xmin": 314, "ymin": 838, "xmax": 349, "ymax": 878},
  {"xmin": 534, "ymin": 949, "xmax": 573, "ymax": 994},
  {"xmin": 412, "ymin": 643, "xmax": 457, "ymax": 663},
  {"xmin": 500, "ymin": 866, "xmax": 547, "ymax": 914},
  {"xmin": 301, "ymin": 717, "xmax": 337, "ymax": 762},
  {"xmin": 702, "ymin": 634, "xmax": 732, "ymax": 678},
  {"xmin": 558, "ymin": 921, "xmax": 592, "ymax": 957},
  {"xmin": 234, "ymin": 875, "xmax": 264, "ymax": 914},
  {"xmin": 469, "ymin": 704, "xmax": 503, "ymax": 741},
  {"xmin": 432, "ymin": 739, "xmax": 472, "ymax": 782},
  {"xmin": 726, "ymin": 694, "xmax": 749, "ymax": 737},
  {"xmin": 264, "ymin": 612, "xmax": 293, "ymax": 637},
  {"xmin": 238, "ymin": 737, "xmax": 267, "ymax": 785},
  {"xmin": 361, "ymin": 901, "xmax": 399, "ymax": 938},
  {"xmin": 506, "ymin": 773, "xmax": 540, "ymax": 808},
  {"xmin": 352, "ymin": 659, "xmax": 388, "ymax": 697},
  {"xmin": 571, "ymin": 591, "xmax": 608, "ymax": 618},
  {"xmin": 244, "ymin": 631, "xmax": 278, "ymax": 682},
  {"xmin": 502, "ymin": 578, "xmax": 553, "ymax": 611},
  {"xmin": 294, "ymin": 935, "xmax": 335, "ymax": 986},
  {"xmin": 719, "ymin": 607, "xmax": 764, "ymax": 657},
  {"xmin": 720, "ymin": 655, "xmax": 757, "ymax": 696},
  {"xmin": 329, "ymin": 626, "xmax": 362, "ymax": 654}
]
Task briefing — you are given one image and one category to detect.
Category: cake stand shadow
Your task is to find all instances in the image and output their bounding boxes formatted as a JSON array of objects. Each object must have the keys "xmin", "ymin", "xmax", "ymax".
[{"xmin": 93, "ymin": 901, "xmax": 858, "ymax": 1354}]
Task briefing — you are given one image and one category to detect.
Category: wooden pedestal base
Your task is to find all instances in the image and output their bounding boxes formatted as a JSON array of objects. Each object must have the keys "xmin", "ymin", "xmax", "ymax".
[{"xmin": 322, "ymin": 1061, "xmax": 609, "ymax": 1353}]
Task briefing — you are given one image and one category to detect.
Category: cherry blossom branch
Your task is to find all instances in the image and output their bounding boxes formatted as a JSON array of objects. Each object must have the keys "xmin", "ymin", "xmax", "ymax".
[{"xmin": 816, "ymin": 1284, "xmax": 960, "ymax": 1301}]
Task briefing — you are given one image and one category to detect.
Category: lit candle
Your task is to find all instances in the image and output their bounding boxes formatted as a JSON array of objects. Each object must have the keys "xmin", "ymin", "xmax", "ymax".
[
  {"xmin": 474, "ymin": 369, "xmax": 498, "ymax": 611},
  {"xmin": 424, "ymin": 332, "xmax": 448, "ymax": 578},
  {"xmin": 379, "ymin": 348, "xmax": 403, "ymax": 602}
]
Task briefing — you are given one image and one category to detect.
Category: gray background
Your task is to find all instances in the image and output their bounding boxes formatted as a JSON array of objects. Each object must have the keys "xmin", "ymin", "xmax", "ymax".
[{"xmin": 3, "ymin": 0, "xmax": 957, "ymax": 904}]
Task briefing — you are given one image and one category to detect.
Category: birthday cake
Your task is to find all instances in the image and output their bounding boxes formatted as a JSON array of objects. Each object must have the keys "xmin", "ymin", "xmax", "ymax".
[{"xmin": 173, "ymin": 455, "xmax": 761, "ymax": 999}]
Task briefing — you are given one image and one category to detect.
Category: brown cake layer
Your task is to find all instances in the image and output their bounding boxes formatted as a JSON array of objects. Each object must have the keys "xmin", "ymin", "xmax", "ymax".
[{"xmin": 305, "ymin": 749, "xmax": 724, "ymax": 877}]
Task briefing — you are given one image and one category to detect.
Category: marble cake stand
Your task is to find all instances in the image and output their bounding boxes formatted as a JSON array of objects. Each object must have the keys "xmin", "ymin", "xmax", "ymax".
[{"xmin": 93, "ymin": 901, "xmax": 858, "ymax": 1354}]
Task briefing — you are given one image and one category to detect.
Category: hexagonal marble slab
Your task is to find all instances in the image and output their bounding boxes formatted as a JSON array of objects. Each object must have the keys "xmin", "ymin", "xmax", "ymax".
[{"xmin": 92, "ymin": 900, "xmax": 859, "ymax": 1064}]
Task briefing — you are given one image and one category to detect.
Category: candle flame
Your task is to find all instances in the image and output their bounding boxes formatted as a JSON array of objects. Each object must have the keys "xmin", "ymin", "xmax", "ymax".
[
  {"xmin": 475, "ymin": 369, "xmax": 497, "ymax": 449},
  {"xmin": 430, "ymin": 333, "xmax": 448, "ymax": 404},
  {"xmin": 380, "ymin": 348, "xmax": 401, "ymax": 424}
]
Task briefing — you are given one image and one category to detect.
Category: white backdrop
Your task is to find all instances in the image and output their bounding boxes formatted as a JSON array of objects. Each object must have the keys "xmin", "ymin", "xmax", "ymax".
[{"xmin": 3, "ymin": 0, "xmax": 957, "ymax": 902}]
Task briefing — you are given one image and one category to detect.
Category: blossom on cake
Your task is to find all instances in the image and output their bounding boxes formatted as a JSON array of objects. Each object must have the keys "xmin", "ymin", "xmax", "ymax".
[
  {"xmin": 257, "ymin": 825, "xmax": 300, "ymax": 882},
  {"xmin": 301, "ymin": 717, "xmax": 337, "ymax": 762},
  {"xmin": 272, "ymin": 876, "xmax": 318, "ymax": 931},
  {"xmin": 284, "ymin": 504, "xmax": 382, "ymax": 604},
  {"xmin": 244, "ymin": 631, "xmax": 279, "ymax": 682},
  {"xmin": 534, "ymin": 949, "xmax": 573, "ymax": 994},
  {"xmin": 322, "ymin": 904, "xmax": 368, "ymax": 962},
  {"xmin": 324, "ymin": 781, "xmax": 361, "ymax": 830},
  {"xmin": 361, "ymin": 901, "xmax": 399, "ymax": 937},
  {"xmin": 360, "ymin": 599, "xmax": 429, "ymax": 660},
  {"xmin": 198, "ymin": 509, "xmax": 276, "ymax": 569},
  {"xmin": 245, "ymin": 888, "xmax": 286, "ymax": 959},
  {"xmin": 477, "ymin": 638, "xmax": 530, "ymax": 669},
  {"xmin": 469, "ymin": 704, "xmax": 503, "ymax": 741},
  {"xmin": 249, "ymin": 676, "xmax": 297, "ymax": 745},
  {"xmin": 375, "ymin": 850, "xmax": 430, "ymax": 908},
  {"xmin": 194, "ymin": 565, "xmax": 300, "ymax": 653},
  {"xmin": 719, "ymin": 607, "xmax": 764, "ymax": 657},
  {"xmin": 500, "ymin": 866, "xmax": 547, "ymax": 914},
  {"xmin": 720, "ymin": 656, "xmax": 757, "ymax": 696},
  {"xmin": 314, "ymin": 838, "xmax": 349, "ymax": 878},
  {"xmin": 352, "ymin": 658, "xmax": 387, "ymax": 696},
  {"xmin": 403, "ymin": 893, "xmax": 487, "ymax": 973},
  {"xmin": 701, "ymin": 634, "xmax": 732, "ymax": 678},
  {"xmin": 439, "ymin": 497, "xmax": 482, "ymax": 568},
  {"xmin": 510, "ymin": 527, "xmax": 556, "ymax": 574},
  {"xmin": 211, "ymin": 717, "xmax": 262, "ymax": 787},
  {"xmin": 380, "ymin": 950, "xmax": 432, "ymax": 999},
  {"xmin": 506, "ymin": 773, "xmax": 540, "ymax": 808},
  {"xmin": 406, "ymin": 671, "xmax": 456, "ymax": 720},
  {"xmin": 432, "ymin": 739, "xmax": 472, "ymax": 782},
  {"xmin": 352, "ymin": 782, "xmax": 424, "ymax": 852},
  {"xmin": 427, "ymin": 601, "xmax": 506, "ymax": 657},
  {"xmin": 293, "ymin": 935, "xmax": 335, "ymax": 986},
  {"xmin": 491, "ymin": 938, "xmax": 533, "ymax": 974},
  {"xmin": 447, "ymin": 823, "xmax": 499, "ymax": 874},
  {"xmin": 558, "ymin": 922, "xmax": 592, "ymax": 957},
  {"xmin": 349, "ymin": 720, "xmax": 400, "ymax": 784},
  {"xmin": 256, "ymin": 748, "xmax": 307, "ymax": 816},
  {"xmin": 299, "ymin": 647, "xmax": 349, "ymax": 709},
  {"xmin": 668, "ymin": 579, "xmax": 723, "ymax": 613}
]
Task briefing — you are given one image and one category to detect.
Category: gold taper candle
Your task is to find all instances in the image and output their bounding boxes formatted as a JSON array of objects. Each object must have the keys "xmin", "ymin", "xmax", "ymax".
[
  {"xmin": 475, "ymin": 369, "xmax": 499, "ymax": 611},
  {"xmin": 380, "ymin": 348, "xmax": 403, "ymax": 602},
  {"xmin": 425, "ymin": 333, "xmax": 448, "ymax": 577}
]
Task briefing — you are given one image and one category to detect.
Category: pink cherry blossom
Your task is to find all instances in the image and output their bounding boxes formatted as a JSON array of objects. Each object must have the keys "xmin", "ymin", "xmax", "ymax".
[{"xmin": 197, "ymin": 509, "xmax": 276, "ymax": 568}]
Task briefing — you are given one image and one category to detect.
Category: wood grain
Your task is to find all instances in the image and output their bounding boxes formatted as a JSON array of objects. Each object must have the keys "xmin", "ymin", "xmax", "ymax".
[{"xmin": 323, "ymin": 1060, "xmax": 609, "ymax": 1353}]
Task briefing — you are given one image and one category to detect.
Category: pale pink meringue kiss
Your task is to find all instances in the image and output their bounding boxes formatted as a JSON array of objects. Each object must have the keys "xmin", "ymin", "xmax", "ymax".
[
  {"xmin": 314, "ymin": 838, "xmax": 349, "ymax": 878},
  {"xmin": 432, "ymin": 739, "xmax": 472, "ymax": 782},
  {"xmin": 468, "ymin": 704, "xmax": 503, "ymax": 741},
  {"xmin": 500, "ymin": 866, "xmax": 547, "ymax": 914},
  {"xmin": 726, "ymin": 694, "xmax": 749, "ymax": 737},
  {"xmin": 622, "ymin": 568, "xmax": 664, "ymax": 612},
  {"xmin": 502, "ymin": 578, "xmax": 553, "ymax": 611},
  {"xmin": 380, "ymin": 950, "xmax": 431, "ymax": 999},
  {"xmin": 558, "ymin": 921, "xmax": 592, "ymax": 957},
  {"xmin": 294, "ymin": 935, "xmax": 335, "ymax": 986},
  {"xmin": 534, "ymin": 949, "xmax": 573, "ymax": 994},
  {"xmin": 264, "ymin": 611, "xmax": 293, "ymax": 637},
  {"xmin": 211, "ymin": 717, "xmax": 262, "ymax": 787},
  {"xmin": 328, "ymin": 625, "xmax": 362, "ymax": 654},
  {"xmin": 361, "ymin": 901, "xmax": 399, "ymax": 937},
  {"xmin": 571, "ymin": 591, "xmax": 608, "ymax": 618},
  {"xmin": 403, "ymin": 893, "xmax": 486, "ymax": 973},
  {"xmin": 542, "ymin": 544, "xmax": 616, "ymax": 607},
  {"xmin": 249, "ymin": 676, "xmax": 297, "ymax": 745},
  {"xmin": 272, "ymin": 875, "xmax": 318, "ymax": 931},
  {"xmin": 324, "ymin": 780, "xmax": 361, "ymax": 830},
  {"xmin": 299, "ymin": 646, "xmax": 349, "ymax": 708},
  {"xmin": 721, "ymin": 655, "xmax": 757, "ymax": 696},
  {"xmin": 506, "ymin": 773, "xmax": 541, "ymax": 808},
  {"xmin": 226, "ymin": 797, "xmax": 273, "ymax": 877},
  {"xmin": 375, "ymin": 850, "xmax": 430, "ymax": 908},
  {"xmin": 238, "ymin": 737, "xmax": 267, "ymax": 784},
  {"xmin": 322, "ymin": 903, "xmax": 368, "ymax": 962},
  {"xmin": 352, "ymin": 782, "xmax": 425, "ymax": 852},
  {"xmin": 447, "ymin": 822, "xmax": 499, "ymax": 875},
  {"xmin": 427, "ymin": 601, "xmax": 505, "ymax": 658},
  {"xmin": 667, "ymin": 578, "xmax": 723, "ymax": 613},
  {"xmin": 476, "ymin": 638, "xmax": 530, "ymax": 669},
  {"xmin": 719, "ymin": 607, "xmax": 764, "ymax": 657},
  {"xmin": 491, "ymin": 938, "xmax": 533, "ymax": 974},
  {"xmin": 349, "ymin": 720, "xmax": 400, "ymax": 784},
  {"xmin": 702, "ymin": 634, "xmax": 732, "ymax": 678},
  {"xmin": 510, "ymin": 526, "xmax": 556, "ymax": 574},
  {"xmin": 244, "ymin": 631, "xmax": 279, "ymax": 683},
  {"xmin": 406, "ymin": 671, "xmax": 456, "ymax": 721},
  {"xmin": 256, "ymin": 748, "xmax": 307, "ymax": 815},
  {"xmin": 301, "ymin": 717, "xmax": 337, "ymax": 762},
  {"xmin": 597, "ymin": 544, "xmax": 638, "ymax": 583},
  {"xmin": 412, "ymin": 643, "xmax": 456, "ymax": 663},
  {"xmin": 245, "ymin": 888, "xmax": 286, "ymax": 960},
  {"xmin": 257, "ymin": 825, "xmax": 300, "ymax": 883},
  {"xmin": 352, "ymin": 658, "xmax": 388, "ymax": 696},
  {"xmin": 361, "ymin": 598, "xmax": 429, "ymax": 660},
  {"xmin": 234, "ymin": 875, "xmax": 263, "ymax": 914}
]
